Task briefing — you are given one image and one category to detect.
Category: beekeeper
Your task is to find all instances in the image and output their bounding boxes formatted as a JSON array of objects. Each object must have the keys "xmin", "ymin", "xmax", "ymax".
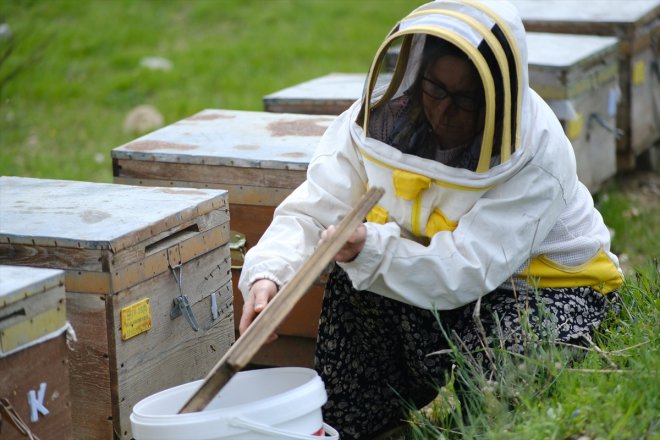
[{"xmin": 238, "ymin": 1, "xmax": 624, "ymax": 438}]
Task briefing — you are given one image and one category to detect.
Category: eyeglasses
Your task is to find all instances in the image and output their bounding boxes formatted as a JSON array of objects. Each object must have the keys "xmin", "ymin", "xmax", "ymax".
[{"xmin": 421, "ymin": 76, "xmax": 483, "ymax": 112}]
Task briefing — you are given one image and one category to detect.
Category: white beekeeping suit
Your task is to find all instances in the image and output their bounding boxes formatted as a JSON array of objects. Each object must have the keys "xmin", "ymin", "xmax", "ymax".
[{"xmin": 239, "ymin": 0, "xmax": 623, "ymax": 310}]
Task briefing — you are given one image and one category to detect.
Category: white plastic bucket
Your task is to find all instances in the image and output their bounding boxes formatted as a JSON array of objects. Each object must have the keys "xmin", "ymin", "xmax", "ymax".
[{"xmin": 130, "ymin": 367, "xmax": 339, "ymax": 440}]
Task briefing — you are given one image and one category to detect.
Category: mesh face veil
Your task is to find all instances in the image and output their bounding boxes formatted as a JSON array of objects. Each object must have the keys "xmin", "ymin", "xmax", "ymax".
[{"xmin": 359, "ymin": 0, "xmax": 524, "ymax": 173}]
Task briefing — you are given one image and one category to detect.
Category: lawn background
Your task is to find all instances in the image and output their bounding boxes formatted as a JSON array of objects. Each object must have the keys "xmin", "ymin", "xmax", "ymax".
[{"xmin": 1, "ymin": 0, "xmax": 415, "ymax": 182}]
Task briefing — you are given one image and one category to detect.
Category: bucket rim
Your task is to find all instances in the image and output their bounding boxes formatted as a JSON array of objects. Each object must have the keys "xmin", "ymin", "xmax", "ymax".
[{"xmin": 131, "ymin": 367, "xmax": 326, "ymax": 425}]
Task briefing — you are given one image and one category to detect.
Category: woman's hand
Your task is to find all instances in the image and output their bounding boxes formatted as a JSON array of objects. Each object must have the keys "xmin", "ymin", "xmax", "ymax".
[
  {"xmin": 239, "ymin": 278, "xmax": 279, "ymax": 343},
  {"xmin": 320, "ymin": 223, "xmax": 366, "ymax": 262}
]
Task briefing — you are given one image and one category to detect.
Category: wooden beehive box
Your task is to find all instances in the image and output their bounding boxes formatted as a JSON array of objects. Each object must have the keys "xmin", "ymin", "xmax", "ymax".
[
  {"xmin": 112, "ymin": 108, "xmax": 336, "ymax": 368},
  {"xmin": 0, "ymin": 176, "xmax": 234, "ymax": 440},
  {"xmin": 0, "ymin": 265, "xmax": 73, "ymax": 440},
  {"xmin": 507, "ymin": 0, "xmax": 660, "ymax": 170},
  {"xmin": 263, "ymin": 73, "xmax": 368, "ymax": 115},
  {"xmin": 527, "ymin": 32, "xmax": 620, "ymax": 192}
]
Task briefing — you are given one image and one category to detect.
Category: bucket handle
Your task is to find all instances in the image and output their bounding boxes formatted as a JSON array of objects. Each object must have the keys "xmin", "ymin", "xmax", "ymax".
[{"xmin": 230, "ymin": 417, "xmax": 340, "ymax": 440}]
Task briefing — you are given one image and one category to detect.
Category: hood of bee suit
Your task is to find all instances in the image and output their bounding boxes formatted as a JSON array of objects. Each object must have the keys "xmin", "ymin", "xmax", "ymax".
[{"xmin": 358, "ymin": 0, "xmax": 530, "ymax": 174}]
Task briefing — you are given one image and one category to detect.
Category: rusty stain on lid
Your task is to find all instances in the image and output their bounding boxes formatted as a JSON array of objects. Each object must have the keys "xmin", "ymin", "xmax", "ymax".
[
  {"xmin": 267, "ymin": 118, "xmax": 330, "ymax": 137},
  {"xmin": 124, "ymin": 140, "xmax": 198, "ymax": 151},
  {"xmin": 280, "ymin": 152, "xmax": 307, "ymax": 158}
]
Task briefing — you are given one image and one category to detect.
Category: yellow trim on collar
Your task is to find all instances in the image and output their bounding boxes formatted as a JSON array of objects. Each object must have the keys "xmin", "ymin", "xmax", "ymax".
[
  {"xmin": 458, "ymin": 0, "xmax": 523, "ymax": 152},
  {"xmin": 393, "ymin": 169, "xmax": 431, "ymax": 200},
  {"xmin": 359, "ymin": 147, "xmax": 496, "ymax": 192}
]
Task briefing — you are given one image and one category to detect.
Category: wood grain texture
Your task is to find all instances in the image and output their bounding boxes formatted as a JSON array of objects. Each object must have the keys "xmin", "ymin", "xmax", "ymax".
[
  {"xmin": 113, "ymin": 177, "xmax": 296, "ymax": 207},
  {"xmin": 248, "ymin": 335, "xmax": 317, "ymax": 369},
  {"xmin": 110, "ymin": 246, "xmax": 235, "ymax": 439},
  {"xmin": 0, "ymin": 336, "xmax": 73, "ymax": 440},
  {"xmin": 114, "ymin": 159, "xmax": 307, "ymax": 189},
  {"xmin": 65, "ymin": 291, "xmax": 114, "ymax": 440}
]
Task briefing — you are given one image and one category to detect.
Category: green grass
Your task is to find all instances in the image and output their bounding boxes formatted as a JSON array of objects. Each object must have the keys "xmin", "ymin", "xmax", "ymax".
[
  {"xmin": 0, "ymin": 0, "xmax": 414, "ymax": 182},
  {"xmin": 408, "ymin": 262, "xmax": 659, "ymax": 440},
  {"xmin": 595, "ymin": 179, "xmax": 660, "ymax": 273},
  {"xmin": 1, "ymin": 1, "xmax": 659, "ymax": 439}
]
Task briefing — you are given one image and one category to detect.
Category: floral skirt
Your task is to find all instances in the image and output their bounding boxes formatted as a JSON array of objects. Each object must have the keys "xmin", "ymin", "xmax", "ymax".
[{"xmin": 314, "ymin": 266, "xmax": 617, "ymax": 440}]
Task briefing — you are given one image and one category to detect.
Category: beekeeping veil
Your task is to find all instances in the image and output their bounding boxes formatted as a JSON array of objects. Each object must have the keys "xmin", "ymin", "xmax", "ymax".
[{"xmin": 358, "ymin": 0, "xmax": 529, "ymax": 174}]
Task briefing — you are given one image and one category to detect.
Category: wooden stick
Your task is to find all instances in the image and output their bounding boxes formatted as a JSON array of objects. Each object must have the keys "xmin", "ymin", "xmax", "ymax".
[{"xmin": 179, "ymin": 186, "xmax": 385, "ymax": 413}]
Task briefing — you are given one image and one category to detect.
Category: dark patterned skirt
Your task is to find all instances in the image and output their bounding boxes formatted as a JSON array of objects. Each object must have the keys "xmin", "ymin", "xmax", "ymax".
[{"xmin": 314, "ymin": 266, "xmax": 618, "ymax": 440}]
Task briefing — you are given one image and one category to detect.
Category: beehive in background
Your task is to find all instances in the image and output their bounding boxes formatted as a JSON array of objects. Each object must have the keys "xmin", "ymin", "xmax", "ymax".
[
  {"xmin": 264, "ymin": 73, "xmax": 371, "ymax": 115},
  {"xmin": 112, "ymin": 108, "xmax": 336, "ymax": 368},
  {"xmin": 0, "ymin": 265, "xmax": 73, "ymax": 440},
  {"xmin": 506, "ymin": 0, "xmax": 660, "ymax": 170},
  {"xmin": 526, "ymin": 32, "xmax": 620, "ymax": 192},
  {"xmin": 0, "ymin": 177, "xmax": 234, "ymax": 440}
]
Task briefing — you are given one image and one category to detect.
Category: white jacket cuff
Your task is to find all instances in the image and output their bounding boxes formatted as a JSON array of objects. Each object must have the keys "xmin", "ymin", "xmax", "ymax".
[{"xmin": 338, "ymin": 221, "xmax": 400, "ymax": 290}]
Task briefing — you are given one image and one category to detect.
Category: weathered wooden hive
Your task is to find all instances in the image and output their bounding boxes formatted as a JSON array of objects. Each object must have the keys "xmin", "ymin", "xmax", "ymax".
[
  {"xmin": 526, "ymin": 32, "xmax": 620, "ymax": 192},
  {"xmin": 112, "ymin": 108, "xmax": 336, "ymax": 368},
  {"xmin": 0, "ymin": 176, "xmax": 234, "ymax": 440},
  {"xmin": 507, "ymin": 0, "xmax": 660, "ymax": 170},
  {"xmin": 0, "ymin": 265, "xmax": 73, "ymax": 440}
]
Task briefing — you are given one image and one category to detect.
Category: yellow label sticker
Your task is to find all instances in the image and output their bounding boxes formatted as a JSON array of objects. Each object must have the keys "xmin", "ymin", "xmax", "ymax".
[
  {"xmin": 120, "ymin": 298, "xmax": 152, "ymax": 341},
  {"xmin": 567, "ymin": 112, "xmax": 583, "ymax": 140},
  {"xmin": 632, "ymin": 61, "xmax": 645, "ymax": 86}
]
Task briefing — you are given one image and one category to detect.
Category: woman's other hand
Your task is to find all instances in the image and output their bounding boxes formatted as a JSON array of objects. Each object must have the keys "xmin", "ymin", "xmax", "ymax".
[
  {"xmin": 320, "ymin": 224, "xmax": 366, "ymax": 262},
  {"xmin": 239, "ymin": 278, "xmax": 278, "ymax": 343}
]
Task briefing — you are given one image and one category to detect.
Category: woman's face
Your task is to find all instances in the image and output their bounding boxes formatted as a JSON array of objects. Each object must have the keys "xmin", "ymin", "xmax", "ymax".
[{"xmin": 422, "ymin": 55, "xmax": 485, "ymax": 149}]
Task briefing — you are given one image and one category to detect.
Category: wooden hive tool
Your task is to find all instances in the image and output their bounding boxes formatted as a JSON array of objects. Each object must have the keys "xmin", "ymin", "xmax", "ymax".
[{"xmin": 179, "ymin": 186, "xmax": 385, "ymax": 413}]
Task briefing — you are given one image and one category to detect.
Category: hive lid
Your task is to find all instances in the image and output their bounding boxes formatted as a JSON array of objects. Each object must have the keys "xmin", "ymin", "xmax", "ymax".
[
  {"xmin": 111, "ymin": 109, "xmax": 335, "ymax": 170},
  {"xmin": 264, "ymin": 73, "xmax": 368, "ymax": 102},
  {"xmin": 507, "ymin": 0, "xmax": 659, "ymax": 25},
  {"xmin": 527, "ymin": 33, "xmax": 619, "ymax": 100},
  {"xmin": 0, "ymin": 265, "xmax": 64, "ymax": 308},
  {"xmin": 527, "ymin": 33, "xmax": 619, "ymax": 69},
  {"xmin": 0, "ymin": 176, "xmax": 228, "ymax": 252}
]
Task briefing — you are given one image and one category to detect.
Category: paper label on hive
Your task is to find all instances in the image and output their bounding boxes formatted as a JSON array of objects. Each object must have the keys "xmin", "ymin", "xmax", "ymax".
[
  {"xmin": 632, "ymin": 61, "xmax": 646, "ymax": 86},
  {"xmin": 567, "ymin": 112, "xmax": 583, "ymax": 140},
  {"xmin": 120, "ymin": 298, "xmax": 152, "ymax": 340}
]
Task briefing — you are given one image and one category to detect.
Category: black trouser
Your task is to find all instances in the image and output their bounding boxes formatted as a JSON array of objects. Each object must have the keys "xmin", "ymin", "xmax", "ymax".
[{"xmin": 314, "ymin": 266, "xmax": 612, "ymax": 439}]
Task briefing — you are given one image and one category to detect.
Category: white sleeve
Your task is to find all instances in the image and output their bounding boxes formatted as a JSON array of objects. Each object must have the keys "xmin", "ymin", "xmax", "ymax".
[
  {"xmin": 237, "ymin": 110, "xmax": 368, "ymax": 299},
  {"xmin": 339, "ymin": 159, "xmax": 572, "ymax": 310}
]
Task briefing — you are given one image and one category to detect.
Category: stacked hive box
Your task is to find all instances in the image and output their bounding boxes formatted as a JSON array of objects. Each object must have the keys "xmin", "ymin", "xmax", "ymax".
[
  {"xmin": 525, "ymin": 32, "xmax": 620, "ymax": 192},
  {"xmin": 507, "ymin": 0, "xmax": 660, "ymax": 170},
  {"xmin": 112, "ymin": 108, "xmax": 336, "ymax": 368},
  {"xmin": 264, "ymin": 73, "xmax": 376, "ymax": 115},
  {"xmin": 0, "ymin": 176, "xmax": 234, "ymax": 440},
  {"xmin": 261, "ymin": 32, "xmax": 620, "ymax": 193},
  {"xmin": 0, "ymin": 265, "xmax": 73, "ymax": 440}
]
